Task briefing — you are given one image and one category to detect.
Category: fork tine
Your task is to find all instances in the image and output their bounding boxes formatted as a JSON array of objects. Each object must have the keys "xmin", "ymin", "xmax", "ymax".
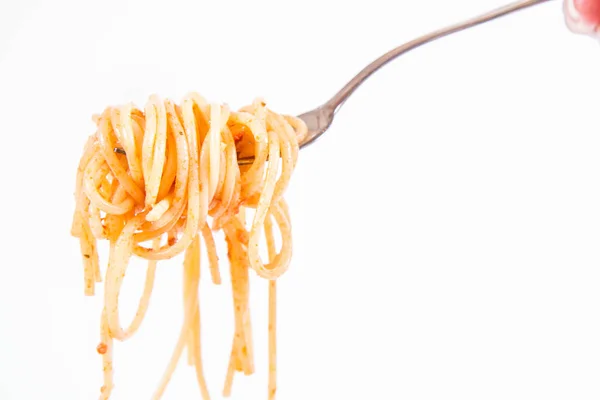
[{"xmin": 113, "ymin": 147, "xmax": 255, "ymax": 165}]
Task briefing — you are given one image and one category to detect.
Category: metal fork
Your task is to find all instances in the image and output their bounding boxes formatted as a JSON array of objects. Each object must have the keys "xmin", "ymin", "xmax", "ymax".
[
  {"xmin": 296, "ymin": 0, "xmax": 554, "ymax": 149},
  {"xmin": 115, "ymin": 0, "xmax": 555, "ymax": 164}
]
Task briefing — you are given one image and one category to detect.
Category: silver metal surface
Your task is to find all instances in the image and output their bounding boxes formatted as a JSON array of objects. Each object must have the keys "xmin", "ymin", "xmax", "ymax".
[
  {"xmin": 114, "ymin": 0, "xmax": 554, "ymax": 164},
  {"xmin": 297, "ymin": 0, "xmax": 554, "ymax": 149}
]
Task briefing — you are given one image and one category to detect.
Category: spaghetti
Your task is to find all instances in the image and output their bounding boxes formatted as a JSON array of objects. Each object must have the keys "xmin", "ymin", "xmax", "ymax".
[{"xmin": 71, "ymin": 93, "xmax": 307, "ymax": 399}]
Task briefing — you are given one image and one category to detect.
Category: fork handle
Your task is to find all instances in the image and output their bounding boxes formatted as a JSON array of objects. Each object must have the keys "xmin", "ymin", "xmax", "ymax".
[{"xmin": 299, "ymin": 0, "xmax": 554, "ymax": 148}]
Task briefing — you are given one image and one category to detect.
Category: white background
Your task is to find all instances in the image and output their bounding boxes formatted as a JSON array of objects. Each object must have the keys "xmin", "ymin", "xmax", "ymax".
[{"xmin": 1, "ymin": 0, "xmax": 600, "ymax": 399}]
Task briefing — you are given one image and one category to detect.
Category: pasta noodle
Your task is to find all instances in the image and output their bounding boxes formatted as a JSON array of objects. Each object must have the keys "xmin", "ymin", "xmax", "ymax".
[{"xmin": 71, "ymin": 93, "xmax": 307, "ymax": 399}]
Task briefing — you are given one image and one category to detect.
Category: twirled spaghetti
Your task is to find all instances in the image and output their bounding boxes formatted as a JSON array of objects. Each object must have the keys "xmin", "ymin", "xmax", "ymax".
[{"xmin": 71, "ymin": 93, "xmax": 307, "ymax": 400}]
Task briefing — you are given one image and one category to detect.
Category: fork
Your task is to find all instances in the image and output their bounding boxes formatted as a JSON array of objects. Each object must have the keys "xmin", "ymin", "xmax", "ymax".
[
  {"xmin": 114, "ymin": 0, "xmax": 555, "ymax": 164},
  {"xmin": 295, "ymin": 0, "xmax": 554, "ymax": 152},
  {"xmin": 240, "ymin": 0, "xmax": 556, "ymax": 164}
]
